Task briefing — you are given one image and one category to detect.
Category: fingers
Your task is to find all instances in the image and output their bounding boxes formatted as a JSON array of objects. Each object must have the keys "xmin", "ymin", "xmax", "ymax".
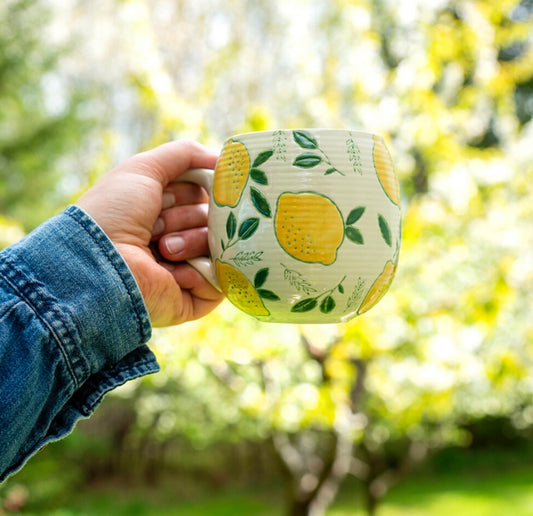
[
  {"xmin": 151, "ymin": 180, "xmax": 211, "ymax": 262},
  {"xmin": 158, "ymin": 202, "xmax": 208, "ymax": 234},
  {"xmin": 159, "ymin": 227, "xmax": 209, "ymax": 261},
  {"xmin": 154, "ymin": 212, "xmax": 209, "ymax": 260},
  {"xmin": 163, "ymin": 181, "xmax": 209, "ymax": 207},
  {"xmin": 153, "ymin": 182, "xmax": 209, "ymax": 239},
  {"xmin": 133, "ymin": 140, "xmax": 219, "ymax": 186},
  {"xmin": 152, "ymin": 202, "xmax": 208, "ymax": 256}
]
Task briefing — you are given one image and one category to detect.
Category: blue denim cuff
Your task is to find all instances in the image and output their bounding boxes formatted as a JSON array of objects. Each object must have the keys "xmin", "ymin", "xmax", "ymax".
[
  {"xmin": 0, "ymin": 205, "xmax": 159, "ymax": 481},
  {"xmin": 10, "ymin": 205, "xmax": 154, "ymax": 374}
]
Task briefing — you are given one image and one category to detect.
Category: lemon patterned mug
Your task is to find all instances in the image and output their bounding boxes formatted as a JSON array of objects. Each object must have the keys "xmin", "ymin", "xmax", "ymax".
[{"xmin": 181, "ymin": 129, "xmax": 401, "ymax": 323}]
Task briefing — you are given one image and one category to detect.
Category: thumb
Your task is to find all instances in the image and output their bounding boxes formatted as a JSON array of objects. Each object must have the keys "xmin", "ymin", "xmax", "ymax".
[{"xmin": 132, "ymin": 140, "xmax": 219, "ymax": 186}]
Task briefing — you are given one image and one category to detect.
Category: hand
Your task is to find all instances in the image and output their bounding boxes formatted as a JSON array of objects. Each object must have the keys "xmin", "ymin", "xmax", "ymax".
[{"xmin": 76, "ymin": 140, "xmax": 223, "ymax": 327}]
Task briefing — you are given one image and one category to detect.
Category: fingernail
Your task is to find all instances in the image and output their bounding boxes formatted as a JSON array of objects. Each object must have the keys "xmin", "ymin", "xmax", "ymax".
[
  {"xmin": 152, "ymin": 217, "xmax": 165, "ymax": 236},
  {"xmin": 165, "ymin": 235, "xmax": 185, "ymax": 255},
  {"xmin": 162, "ymin": 192, "xmax": 175, "ymax": 210}
]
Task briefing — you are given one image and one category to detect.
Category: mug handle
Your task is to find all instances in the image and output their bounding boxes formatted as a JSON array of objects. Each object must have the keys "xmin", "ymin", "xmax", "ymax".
[{"xmin": 172, "ymin": 168, "xmax": 221, "ymax": 291}]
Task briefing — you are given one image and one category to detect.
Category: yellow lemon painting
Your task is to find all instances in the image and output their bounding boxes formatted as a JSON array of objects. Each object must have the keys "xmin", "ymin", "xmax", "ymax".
[
  {"xmin": 215, "ymin": 260, "xmax": 270, "ymax": 317},
  {"xmin": 373, "ymin": 135, "xmax": 400, "ymax": 207},
  {"xmin": 358, "ymin": 260, "xmax": 397, "ymax": 314},
  {"xmin": 274, "ymin": 192, "xmax": 344, "ymax": 265},
  {"xmin": 213, "ymin": 140, "xmax": 250, "ymax": 207}
]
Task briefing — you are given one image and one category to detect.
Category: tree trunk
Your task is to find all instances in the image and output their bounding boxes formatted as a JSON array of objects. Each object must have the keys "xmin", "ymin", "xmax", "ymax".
[
  {"xmin": 280, "ymin": 431, "xmax": 353, "ymax": 516},
  {"xmin": 307, "ymin": 479, "xmax": 344, "ymax": 516},
  {"xmin": 270, "ymin": 340, "xmax": 369, "ymax": 516},
  {"xmin": 365, "ymin": 488, "xmax": 379, "ymax": 516},
  {"xmin": 287, "ymin": 497, "xmax": 314, "ymax": 516}
]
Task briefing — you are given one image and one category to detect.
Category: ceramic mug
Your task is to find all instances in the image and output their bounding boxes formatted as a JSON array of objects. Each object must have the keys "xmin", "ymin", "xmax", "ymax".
[{"xmin": 180, "ymin": 128, "xmax": 401, "ymax": 323}]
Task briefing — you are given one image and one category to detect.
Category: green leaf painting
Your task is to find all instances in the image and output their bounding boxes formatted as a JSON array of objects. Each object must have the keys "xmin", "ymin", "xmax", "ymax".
[
  {"xmin": 291, "ymin": 298, "xmax": 318, "ymax": 313},
  {"xmin": 254, "ymin": 267, "xmax": 280, "ymax": 301},
  {"xmin": 238, "ymin": 218, "xmax": 260, "ymax": 240},
  {"xmin": 258, "ymin": 289, "xmax": 281, "ymax": 301},
  {"xmin": 346, "ymin": 207, "xmax": 366, "ymax": 225},
  {"xmin": 226, "ymin": 212, "xmax": 237, "ymax": 240},
  {"xmin": 253, "ymin": 149, "xmax": 274, "ymax": 167},
  {"xmin": 250, "ymin": 168, "xmax": 268, "ymax": 185},
  {"xmin": 344, "ymin": 206, "xmax": 366, "ymax": 245},
  {"xmin": 293, "ymin": 153, "xmax": 323, "ymax": 169},
  {"xmin": 254, "ymin": 268, "xmax": 269, "ymax": 289},
  {"xmin": 378, "ymin": 214, "xmax": 392, "ymax": 247},
  {"xmin": 320, "ymin": 295, "xmax": 336, "ymax": 314},
  {"xmin": 346, "ymin": 226, "xmax": 364, "ymax": 245},
  {"xmin": 250, "ymin": 187, "xmax": 272, "ymax": 217},
  {"xmin": 291, "ymin": 130, "xmax": 345, "ymax": 175},
  {"xmin": 293, "ymin": 130, "xmax": 319, "ymax": 149}
]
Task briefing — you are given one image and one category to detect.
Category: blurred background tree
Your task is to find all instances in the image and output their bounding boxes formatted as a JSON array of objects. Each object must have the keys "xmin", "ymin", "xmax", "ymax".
[
  {"xmin": 0, "ymin": 0, "xmax": 94, "ymax": 230},
  {"xmin": 1, "ymin": 0, "xmax": 533, "ymax": 515}
]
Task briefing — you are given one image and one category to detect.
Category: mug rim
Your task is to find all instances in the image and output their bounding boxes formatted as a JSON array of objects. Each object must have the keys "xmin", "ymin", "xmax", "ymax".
[{"xmin": 226, "ymin": 128, "xmax": 383, "ymax": 141}]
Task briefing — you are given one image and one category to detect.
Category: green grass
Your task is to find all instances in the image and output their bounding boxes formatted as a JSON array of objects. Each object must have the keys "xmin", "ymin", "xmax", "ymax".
[
  {"xmin": 18, "ymin": 484, "xmax": 282, "ymax": 516},
  {"xmin": 379, "ymin": 467, "xmax": 533, "ymax": 516},
  {"xmin": 330, "ymin": 466, "xmax": 533, "ymax": 516},
  {"xmin": 10, "ymin": 462, "xmax": 533, "ymax": 515}
]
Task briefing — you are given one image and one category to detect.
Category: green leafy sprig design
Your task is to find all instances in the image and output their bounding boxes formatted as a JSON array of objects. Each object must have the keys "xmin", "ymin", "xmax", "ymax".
[
  {"xmin": 345, "ymin": 276, "xmax": 366, "ymax": 311},
  {"xmin": 221, "ymin": 212, "xmax": 259, "ymax": 256},
  {"xmin": 231, "ymin": 251, "xmax": 264, "ymax": 267},
  {"xmin": 346, "ymin": 136, "xmax": 363, "ymax": 175},
  {"xmin": 281, "ymin": 263, "xmax": 317, "ymax": 295},
  {"xmin": 291, "ymin": 276, "xmax": 347, "ymax": 315},
  {"xmin": 292, "ymin": 130, "xmax": 345, "ymax": 176},
  {"xmin": 273, "ymin": 130, "xmax": 288, "ymax": 162}
]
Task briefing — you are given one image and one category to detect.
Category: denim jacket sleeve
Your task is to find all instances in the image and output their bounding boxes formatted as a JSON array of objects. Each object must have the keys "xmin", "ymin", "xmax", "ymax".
[{"xmin": 0, "ymin": 205, "xmax": 160, "ymax": 482}]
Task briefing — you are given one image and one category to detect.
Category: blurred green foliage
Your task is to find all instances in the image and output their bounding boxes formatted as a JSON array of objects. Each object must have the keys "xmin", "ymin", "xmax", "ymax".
[{"xmin": 0, "ymin": 0, "xmax": 93, "ymax": 230}]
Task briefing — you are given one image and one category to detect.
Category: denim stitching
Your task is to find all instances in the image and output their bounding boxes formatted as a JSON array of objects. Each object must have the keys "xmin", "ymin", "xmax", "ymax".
[
  {"xmin": 0, "ymin": 258, "xmax": 79, "ymax": 387},
  {"xmin": 63, "ymin": 206, "xmax": 151, "ymax": 344}
]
